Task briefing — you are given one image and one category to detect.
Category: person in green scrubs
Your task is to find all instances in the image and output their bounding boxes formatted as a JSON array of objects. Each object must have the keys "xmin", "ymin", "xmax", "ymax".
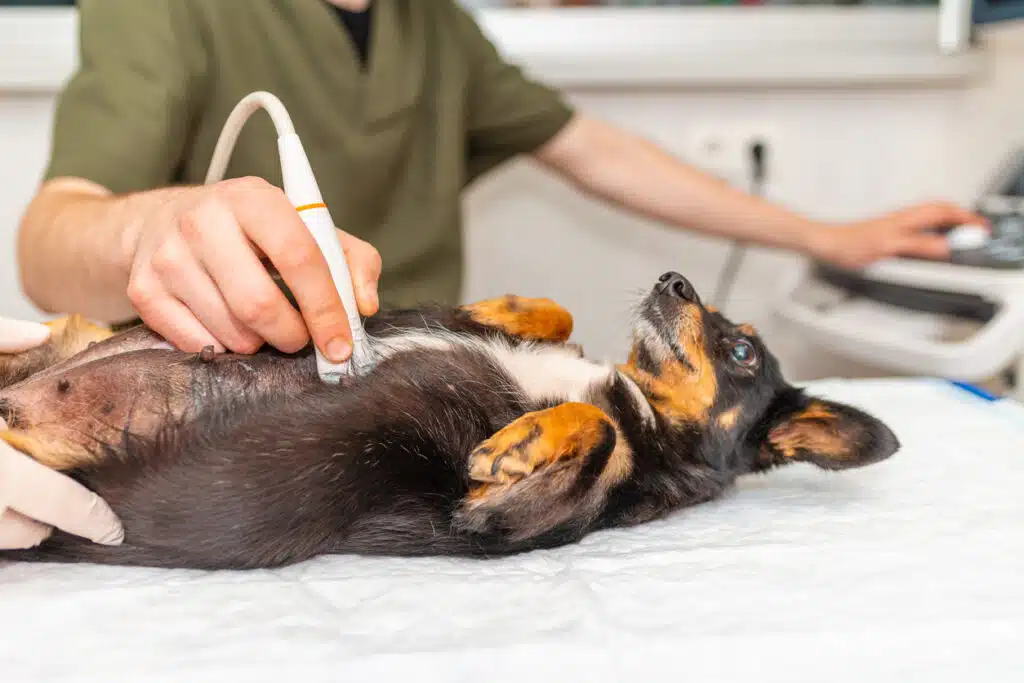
[{"xmin": 18, "ymin": 0, "xmax": 983, "ymax": 367}]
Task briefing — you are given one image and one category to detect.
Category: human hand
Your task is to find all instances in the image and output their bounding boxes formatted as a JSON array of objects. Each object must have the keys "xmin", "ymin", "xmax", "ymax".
[
  {"xmin": 0, "ymin": 438, "xmax": 125, "ymax": 550},
  {"xmin": 0, "ymin": 316, "xmax": 51, "ymax": 353},
  {"xmin": 807, "ymin": 201, "xmax": 989, "ymax": 269},
  {"xmin": 125, "ymin": 177, "xmax": 382, "ymax": 359},
  {"xmin": 0, "ymin": 316, "xmax": 123, "ymax": 549}
]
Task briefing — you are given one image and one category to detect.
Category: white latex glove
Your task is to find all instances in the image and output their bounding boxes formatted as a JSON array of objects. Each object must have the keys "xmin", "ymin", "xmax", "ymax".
[{"xmin": 0, "ymin": 316, "xmax": 124, "ymax": 549}]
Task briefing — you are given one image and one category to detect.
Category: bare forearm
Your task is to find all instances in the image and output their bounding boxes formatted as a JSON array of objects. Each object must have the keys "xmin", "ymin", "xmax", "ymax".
[
  {"xmin": 19, "ymin": 174, "xmax": 381, "ymax": 360},
  {"xmin": 535, "ymin": 115, "xmax": 820, "ymax": 254},
  {"xmin": 18, "ymin": 179, "xmax": 179, "ymax": 321}
]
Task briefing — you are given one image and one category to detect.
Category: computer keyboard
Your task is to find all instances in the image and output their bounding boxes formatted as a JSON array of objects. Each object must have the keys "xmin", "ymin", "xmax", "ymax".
[{"xmin": 946, "ymin": 212, "xmax": 1024, "ymax": 270}]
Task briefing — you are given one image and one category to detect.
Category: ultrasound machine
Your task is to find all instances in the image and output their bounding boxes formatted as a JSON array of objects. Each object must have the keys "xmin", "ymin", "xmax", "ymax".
[{"xmin": 777, "ymin": 149, "xmax": 1024, "ymax": 400}]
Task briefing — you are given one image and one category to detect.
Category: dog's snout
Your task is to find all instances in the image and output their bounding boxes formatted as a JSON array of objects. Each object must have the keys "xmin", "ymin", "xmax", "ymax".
[{"xmin": 656, "ymin": 271, "xmax": 697, "ymax": 302}]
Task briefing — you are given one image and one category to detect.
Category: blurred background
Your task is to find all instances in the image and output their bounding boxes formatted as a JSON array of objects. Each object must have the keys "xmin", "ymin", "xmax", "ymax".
[{"xmin": 0, "ymin": 0, "xmax": 1021, "ymax": 383}]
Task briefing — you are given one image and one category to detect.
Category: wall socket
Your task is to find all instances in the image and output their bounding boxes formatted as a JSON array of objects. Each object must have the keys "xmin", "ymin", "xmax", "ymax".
[{"xmin": 685, "ymin": 125, "xmax": 777, "ymax": 191}]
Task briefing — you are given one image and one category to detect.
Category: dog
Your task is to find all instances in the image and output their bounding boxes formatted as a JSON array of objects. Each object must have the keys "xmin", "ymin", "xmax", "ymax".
[{"xmin": 0, "ymin": 271, "xmax": 899, "ymax": 570}]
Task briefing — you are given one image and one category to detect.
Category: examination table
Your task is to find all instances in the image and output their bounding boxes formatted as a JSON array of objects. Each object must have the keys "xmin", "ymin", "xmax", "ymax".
[{"xmin": 1, "ymin": 377, "xmax": 1022, "ymax": 682}]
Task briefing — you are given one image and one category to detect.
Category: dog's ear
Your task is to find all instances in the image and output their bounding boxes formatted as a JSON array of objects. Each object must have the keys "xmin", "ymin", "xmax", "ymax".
[{"xmin": 757, "ymin": 392, "xmax": 900, "ymax": 470}]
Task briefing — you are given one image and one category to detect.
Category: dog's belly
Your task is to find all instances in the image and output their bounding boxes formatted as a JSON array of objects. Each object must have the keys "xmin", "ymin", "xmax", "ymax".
[
  {"xmin": 0, "ymin": 321, "xmax": 609, "ymax": 464},
  {"xmin": 8, "ymin": 336, "xmax": 558, "ymax": 568},
  {"xmin": 0, "ymin": 327, "xmax": 320, "ymax": 463},
  {"xmin": 0, "ymin": 317, "xmax": 629, "ymax": 478},
  {"xmin": 0, "ymin": 322, "xmax": 642, "ymax": 568}
]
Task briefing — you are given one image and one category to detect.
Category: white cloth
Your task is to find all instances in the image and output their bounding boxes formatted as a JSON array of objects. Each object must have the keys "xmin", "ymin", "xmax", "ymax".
[{"xmin": 1, "ymin": 378, "xmax": 1021, "ymax": 683}]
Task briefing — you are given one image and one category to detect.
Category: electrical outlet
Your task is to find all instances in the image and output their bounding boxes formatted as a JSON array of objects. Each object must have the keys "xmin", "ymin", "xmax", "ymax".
[{"xmin": 685, "ymin": 124, "xmax": 778, "ymax": 191}]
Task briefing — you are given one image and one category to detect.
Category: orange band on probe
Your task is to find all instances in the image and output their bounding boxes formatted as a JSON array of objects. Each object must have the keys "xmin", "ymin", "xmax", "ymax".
[{"xmin": 295, "ymin": 202, "xmax": 327, "ymax": 212}]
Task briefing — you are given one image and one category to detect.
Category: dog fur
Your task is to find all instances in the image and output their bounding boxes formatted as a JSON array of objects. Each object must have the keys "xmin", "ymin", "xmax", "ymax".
[{"xmin": 0, "ymin": 272, "xmax": 900, "ymax": 569}]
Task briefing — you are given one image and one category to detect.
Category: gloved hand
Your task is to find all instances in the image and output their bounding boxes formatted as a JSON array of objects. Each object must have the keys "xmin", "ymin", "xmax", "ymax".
[{"xmin": 0, "ymin": 316, "xmax": 124, "ymax": 550}]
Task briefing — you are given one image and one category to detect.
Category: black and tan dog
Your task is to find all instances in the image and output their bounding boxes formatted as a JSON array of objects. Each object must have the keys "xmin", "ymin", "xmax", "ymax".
[{"xmin": 0, "ymin": 272, "xmax": 899, "ymax": 570}]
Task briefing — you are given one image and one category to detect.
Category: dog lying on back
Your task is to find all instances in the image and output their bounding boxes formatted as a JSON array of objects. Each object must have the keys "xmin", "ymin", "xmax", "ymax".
[{"xmin": 0, "ymin": 271, "xmax": 899, "ymax": 570}]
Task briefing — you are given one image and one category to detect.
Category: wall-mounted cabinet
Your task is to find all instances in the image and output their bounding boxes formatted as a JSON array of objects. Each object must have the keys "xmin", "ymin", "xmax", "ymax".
[
  {"xmin": 470, "ymin": 6, "xmax": 987, "ymax": 88},
  {"xmin": 0, "ymin": 1, "xmax": 1011, "ymax": 91}
]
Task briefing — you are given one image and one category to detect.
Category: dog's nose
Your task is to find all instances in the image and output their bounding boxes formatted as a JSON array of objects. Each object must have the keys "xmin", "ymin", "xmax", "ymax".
[{"xmin": 656, "ymin": 271, "xmax": 697, "ymax": 302}]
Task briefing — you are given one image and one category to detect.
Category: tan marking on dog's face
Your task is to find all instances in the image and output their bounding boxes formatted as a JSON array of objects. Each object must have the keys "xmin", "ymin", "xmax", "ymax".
[
  {"xmin": 621, "ymin": 306, "xmax": 718, "ymax": 425},
  {"xmin": 737, "ymin": 324, "xmax": 757, "ymax": 337},
  {"xmin": 460, "ymin": 295, "xmax": 574, "ymax": 343}
]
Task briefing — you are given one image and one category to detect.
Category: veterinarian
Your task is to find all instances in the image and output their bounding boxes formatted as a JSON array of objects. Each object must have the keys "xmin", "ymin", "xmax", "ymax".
[{"xmin": 5, "ymin": 0, "xmax": 984, "ymax": 549}]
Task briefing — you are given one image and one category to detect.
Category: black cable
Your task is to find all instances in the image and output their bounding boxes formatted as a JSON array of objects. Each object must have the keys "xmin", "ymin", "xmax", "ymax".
[
  {"xmin": 711, "ymin": 139, "xmax": 768, "ymax": 311},
  {"xmin": 750, "ymin": 139, "xmax": 767, "ymax": 193}
]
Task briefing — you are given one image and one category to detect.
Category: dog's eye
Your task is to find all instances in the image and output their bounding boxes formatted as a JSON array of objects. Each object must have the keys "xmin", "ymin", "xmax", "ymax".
[{"xmin": 729, "ymin": 340, "xmax": 757, "ymax": 366}]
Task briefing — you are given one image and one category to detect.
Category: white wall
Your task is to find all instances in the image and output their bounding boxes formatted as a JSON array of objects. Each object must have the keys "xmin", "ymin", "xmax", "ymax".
[
  {"xmin": 0, "ymin": 92, "xmax": 54, "ymax": 323},
  {"xmin": 1, "ymin": 9, "xmax": 1022, "ymax": 383},
  {"xmin": 462, "ymin": 87, "xmax": 967, "ymax": 378},
  {"xmin": 460, "ymin": 19, "xmax": 1024, "ymax": 380}
]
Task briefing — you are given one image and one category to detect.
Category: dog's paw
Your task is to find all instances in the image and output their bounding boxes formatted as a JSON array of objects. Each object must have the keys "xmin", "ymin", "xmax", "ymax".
[
  {"xmin": 467, "ymin": 403, "xmax": 609, "ymax": 487},
  {"xmin": 461, "ymin": 295, "xmax": 574, "ymax": 343},
  {"xmin": 468, "ymin": 420, "xmax": 547, "ymax": 486}
]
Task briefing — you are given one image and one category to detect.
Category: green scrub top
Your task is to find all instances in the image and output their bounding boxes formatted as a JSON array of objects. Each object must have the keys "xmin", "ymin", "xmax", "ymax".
[{"xmin": 44, "ymin": 0, "xmax": 575, "ymax": 310}]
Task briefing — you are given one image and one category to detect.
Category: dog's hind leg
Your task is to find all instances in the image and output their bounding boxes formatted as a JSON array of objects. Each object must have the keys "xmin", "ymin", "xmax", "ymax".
[
  {"xmin": 454, "ymin": 402, "xmax": 634, "ymax": 545},
  {"xmin": 0, "ymin": 315, "xmax": 120, "ymax": 471},
  {"xmin": 0, "ymin": 428, "xmax": 90, "ymax": 471},
  {"xmin": 0, "ymin": 315, "xmax": 114, "ymax": 389}
]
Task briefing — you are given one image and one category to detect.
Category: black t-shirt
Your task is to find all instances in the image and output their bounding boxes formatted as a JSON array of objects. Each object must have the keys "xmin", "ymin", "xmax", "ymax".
[{"xmin": 329, "ymin": 3, "xmax": 373, "ymax": 67}]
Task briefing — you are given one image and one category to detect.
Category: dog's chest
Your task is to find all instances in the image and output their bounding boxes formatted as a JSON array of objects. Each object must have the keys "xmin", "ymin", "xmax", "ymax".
[
  {"xmin": 373, "ymin": 331, "xmax": 613, "ymax": 403},
  {"xmin": 486, "ymin": 343, "xmax": 613, "ymax": 403}
]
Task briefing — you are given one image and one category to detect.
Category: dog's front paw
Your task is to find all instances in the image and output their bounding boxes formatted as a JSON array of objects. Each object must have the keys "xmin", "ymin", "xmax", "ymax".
[
  {"xmin": 468, "ymin": 418, "xmax": 548, "ymax": 486},
  {"xmin": 461, "ymin": 295, "xmax": 574, "ymax": 343}
]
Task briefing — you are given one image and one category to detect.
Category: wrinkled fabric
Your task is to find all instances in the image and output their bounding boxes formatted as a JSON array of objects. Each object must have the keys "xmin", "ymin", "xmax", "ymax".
[{"xmin": 1, "ymin": 378, "xmax": 1021, "ymax": 682}]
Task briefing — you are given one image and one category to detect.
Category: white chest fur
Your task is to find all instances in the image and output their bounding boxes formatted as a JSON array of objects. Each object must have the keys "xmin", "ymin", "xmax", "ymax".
[
  {"xmin": 371, "ymin": 330, "xmax": 614, "ymax": 404},
  {"xmin": 485, "ymin": 342, "xmax": 614, "ymax": 403}
]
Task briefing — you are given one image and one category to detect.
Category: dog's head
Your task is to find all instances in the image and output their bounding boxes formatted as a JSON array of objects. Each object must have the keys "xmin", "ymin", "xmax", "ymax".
[{"xmin": 620, "ymin": 271, "xmax": 899, "ymax": 474}]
